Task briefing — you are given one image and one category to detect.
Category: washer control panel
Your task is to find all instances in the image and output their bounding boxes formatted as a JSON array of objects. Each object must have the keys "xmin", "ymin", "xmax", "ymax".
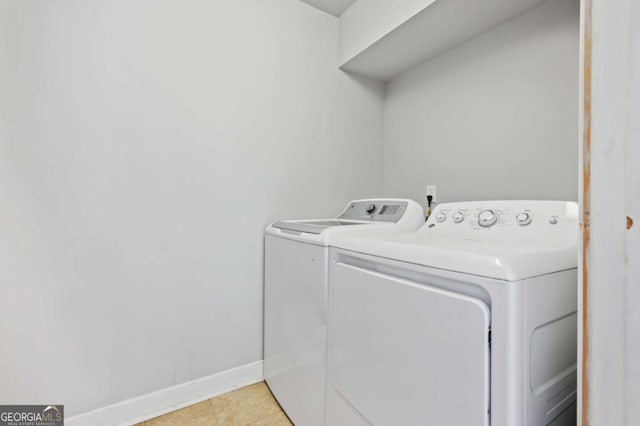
[{"xmin": 339, "ymin": 200, "xmax": 408, "ymax": 223}]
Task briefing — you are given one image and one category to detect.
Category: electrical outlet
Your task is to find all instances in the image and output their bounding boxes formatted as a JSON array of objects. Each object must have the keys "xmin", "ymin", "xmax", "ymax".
[{"xmin": 426, "ymin": 185, "xmax": 437, "ymax": 202}]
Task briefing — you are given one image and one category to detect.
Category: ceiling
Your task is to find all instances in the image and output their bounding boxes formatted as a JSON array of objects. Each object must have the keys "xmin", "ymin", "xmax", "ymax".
[{"xmin": 297, "ymin": 0, "xmax": 357, "ymax": 17}]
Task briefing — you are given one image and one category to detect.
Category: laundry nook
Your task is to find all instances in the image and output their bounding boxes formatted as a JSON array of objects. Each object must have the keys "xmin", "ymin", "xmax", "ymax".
[{"xmin": 1, "ymin": 0, "xmax": 638, "ymax": 425}]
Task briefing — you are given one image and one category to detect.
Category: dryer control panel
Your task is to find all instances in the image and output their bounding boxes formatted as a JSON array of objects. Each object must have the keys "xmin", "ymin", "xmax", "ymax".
[
  {"xmin": 424, "ymin": 200, "xmax": 579, "ymax": 246},
  {"xmin": 338, "ymin": 200, "xmax": 408, "ymax": 223}
]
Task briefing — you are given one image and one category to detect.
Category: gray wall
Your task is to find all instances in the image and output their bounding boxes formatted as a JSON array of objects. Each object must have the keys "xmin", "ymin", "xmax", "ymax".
[
  {"xmin": 382, "ymin": 0, "xmax": 579, "ymax": 205},
  {"xmin": 0, "ymin": 0, "xmax": 383, "ymax": 416}
]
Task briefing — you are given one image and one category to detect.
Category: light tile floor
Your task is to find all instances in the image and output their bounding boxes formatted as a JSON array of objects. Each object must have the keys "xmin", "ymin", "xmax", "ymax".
[{"xmin": 137, "ymin": 382, "xmax": 293, "ymax": 426}]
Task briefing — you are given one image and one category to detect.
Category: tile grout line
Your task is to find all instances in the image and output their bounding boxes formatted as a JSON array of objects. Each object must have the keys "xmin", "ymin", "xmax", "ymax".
[{"xmin": 207, "ymin": 397, "xmax": 219, "ymax": 425}]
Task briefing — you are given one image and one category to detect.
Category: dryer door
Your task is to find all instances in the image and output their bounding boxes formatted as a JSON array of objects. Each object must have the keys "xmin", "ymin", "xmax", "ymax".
[{"xmin": 328, "ymin": 262, "xmax": 490, "ymax": 426}]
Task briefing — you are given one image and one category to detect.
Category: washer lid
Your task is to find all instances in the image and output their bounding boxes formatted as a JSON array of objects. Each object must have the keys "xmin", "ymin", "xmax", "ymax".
[
  {"xmin": 265, "ymin": 198, "xmax": 425, "ymax": 246},
  {"xmin": 271, "ymin": 220, "xmax": 365, "ymax": 235}
]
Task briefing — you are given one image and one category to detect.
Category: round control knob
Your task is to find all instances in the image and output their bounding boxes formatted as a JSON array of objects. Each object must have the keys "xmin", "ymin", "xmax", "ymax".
[
  {"xmin": 365, "ymin": 204, "xmax": 376, "ymax": 214},
  {"xmin": 516, "ymin": 212, "xmax": 532, "ymax": 226},
  {"xmin": 549, "ymin": 216, "xmax": 559, "ymax": 225},
  {"xmin": 453, "ymin": 211, "xmax": 465, "ymax": 223},
  {"xmin": 435, "ymin": 212, "xmax": 447, "ymax": 223},
  {"xmin": 478, "ymin": 210, "xmax": 498, "ymax": 227}
]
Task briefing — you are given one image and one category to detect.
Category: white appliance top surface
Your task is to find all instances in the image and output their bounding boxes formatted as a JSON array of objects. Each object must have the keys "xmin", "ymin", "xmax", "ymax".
[
  {"xmin": 266, "ymin": 198, "xmax": 425, "ymax": 246},
  {"xmin": 271, "ymin": 219, "xmax": 367, "ymax": 235},
  {"xmin": 332, "ymin": 200, "xmax": 579, "ymax": 281}
]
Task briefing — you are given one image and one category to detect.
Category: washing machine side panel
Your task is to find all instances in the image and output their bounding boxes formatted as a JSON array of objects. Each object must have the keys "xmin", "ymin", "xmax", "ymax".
[
  {"xmin": 263, "ymin": 235, "xmax": 327, "ymax": 426},
  {"xmin": 328, "ymin": 262, "xmax": 490, "ymax": 426}
]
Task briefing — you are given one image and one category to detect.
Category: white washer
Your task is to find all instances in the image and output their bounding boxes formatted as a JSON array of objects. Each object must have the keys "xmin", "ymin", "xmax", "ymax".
[
  {"xmin": 264, "ymin": 199, "xmax": 424, "ymax": 426},
  {"xmin": 327, "ymin": 200, "xmax": 579, "ymax": 426}
]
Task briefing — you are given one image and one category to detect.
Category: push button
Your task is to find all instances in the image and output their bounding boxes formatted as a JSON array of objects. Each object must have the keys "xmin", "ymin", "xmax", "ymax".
[
  {"xmin": 453, "ymin": 212, "xmax": 465, "ymax": 223},
  {"xmin": 516, "ymin": 213, "xmax": 532, "ymax": 226}
]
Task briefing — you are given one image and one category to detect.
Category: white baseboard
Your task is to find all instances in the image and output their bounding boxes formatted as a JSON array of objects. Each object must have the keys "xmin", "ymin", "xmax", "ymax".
[{"xmin": 66, "ymin": 360, "xmax": 264, "ymax": 426}]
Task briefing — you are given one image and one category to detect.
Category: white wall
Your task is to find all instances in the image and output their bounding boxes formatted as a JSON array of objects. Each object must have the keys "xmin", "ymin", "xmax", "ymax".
[
  {"xmin": 0, "ymin": 0, "xmax": 383, "ymax": 417},
  {"xmin": 383, "ymin": 0, "xmax": 579, "ymax": 204}
]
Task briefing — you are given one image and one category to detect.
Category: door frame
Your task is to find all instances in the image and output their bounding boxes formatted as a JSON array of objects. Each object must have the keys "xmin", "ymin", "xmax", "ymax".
[{"xmin": 579, "ymin": 0, "xmax": 636, "ymax": 424}]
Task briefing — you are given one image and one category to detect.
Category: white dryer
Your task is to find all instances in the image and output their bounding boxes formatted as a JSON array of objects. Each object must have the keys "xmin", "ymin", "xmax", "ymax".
[
  {"xmin": 327, "ymin": 201, "xmax": 579, "ymax": 426},
  {"xmin": 264, "ymin": 199, "xmax": 424, "ymax": 426}
]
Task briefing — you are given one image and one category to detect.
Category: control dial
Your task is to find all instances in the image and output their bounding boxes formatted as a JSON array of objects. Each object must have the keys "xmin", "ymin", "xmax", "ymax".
[
  {"xmin": 516, "ymin": 212, "xmax": 532, "ymax": 226},
  {"xmin": 453, "ymin": 211, "xmax": 465, "ymax": 223},
  {"xmin": 365, "ymin": 204, "xmax": 376, "ymax": 214},
  {"xmin": 435, "ymin": 212, "xmax": 447, "ymax": 223},
  {"xmin": 478, "ymin": 210, "xmax": 498, "ymax": 227}
]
